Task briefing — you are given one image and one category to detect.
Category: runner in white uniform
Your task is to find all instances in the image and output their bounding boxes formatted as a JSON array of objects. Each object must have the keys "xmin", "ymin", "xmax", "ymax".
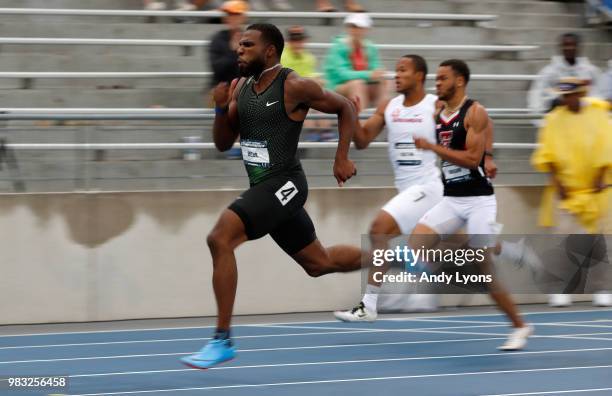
[{"xmin": 334, "ymin": 55, "xmax": 444, "ymax": 322}]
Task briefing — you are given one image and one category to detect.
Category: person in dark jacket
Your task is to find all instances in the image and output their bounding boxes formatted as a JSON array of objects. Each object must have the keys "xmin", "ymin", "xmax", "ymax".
[{"xmin": 208, "ymin": 1, "xmax": 248, "ymax": 88}]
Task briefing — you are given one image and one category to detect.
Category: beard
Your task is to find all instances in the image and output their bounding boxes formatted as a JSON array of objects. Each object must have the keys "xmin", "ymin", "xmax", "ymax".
[
  {"xmin": 437, "ymin": 85, "xmax": 455, "ymax": 101},
  {"xmin": 239, "ymin": 57, "xmax": 266, "ymax": 78}
]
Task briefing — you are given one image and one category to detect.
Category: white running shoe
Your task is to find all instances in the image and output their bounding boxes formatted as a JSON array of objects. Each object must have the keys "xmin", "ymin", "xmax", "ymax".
[
  {"xmin": 498, "ymin": 324, "xmax": 534, "ymax": 351},
  {"xmin": 549, "ymin": 293, "xmax": 572, "ymax": 307},
  {"xmin": 593, "ymin": 292, "xmax": 612, "ymax": 307},
  {"xmin": 334, "ymin": 302, "xmax": 377, "ymax": 322}
]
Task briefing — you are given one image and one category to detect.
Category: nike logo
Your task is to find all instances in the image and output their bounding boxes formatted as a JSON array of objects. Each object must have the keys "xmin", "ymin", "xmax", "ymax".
[
  {"xmin": 266, "ymin": 101, "xmax": 279, "ymax": 107},
  {"xmin": 413, "ymin": 192, "xmax": 426, "ymax": 202},
  {"xmin": 357, "ymin": 312, "xmax": 366, "ymax": 318}
]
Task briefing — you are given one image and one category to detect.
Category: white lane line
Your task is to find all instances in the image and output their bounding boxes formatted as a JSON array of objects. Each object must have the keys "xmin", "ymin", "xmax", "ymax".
[
  {"xmin": 542, "ymin": 323, "xmax": 612, "ymax": 329},
  {"xmin": 408, "ymin": 315, "xmax": 612, "ymax": 324},
  {"xmin": 481, "ymin": 388, "xmax": 612, "ymax": 395},
  {"xmin": 5, "ymin": 323, "xmax": 520, "ymax": 352},
  {"xmin": 4, "ymin": 328, "xmax": 612, "ymax": 353},
  {"xmin": 551, "ymin": 320, "xmax": 612, "ymax": 324},
  {"xmin": 411, "ymin": 328, "xmax": 612, "ymax": 341},
  {"xmin": 1, "ymin": 308, "xmax": 609, "ymax": 338},
  {"xmin": 275, "ymin": 323, "xmax": 612, "ymax": 342},
  {"xmin": 0, "ymin": 337, "xmax": 511, "ymax": 364},
  {"xmin": 409, "ymin": 318, "xmax": 612, "ymax": 332},
  {"xmin": 408, "ymin": 318, "xmax": 612, "ymax": 326},
  {"xmin": 0, "ymin": 325, "xmax": 218, "ymax": 338},
  {"xmin": 3, "ymin": 332, "xmax": 612, "ymax": 364},
  {"xmin": 17, "ymin": 346, "xmax": 610, "ymax": 378},
  {"xmin": 556, "ymin": 336, "xmax": 612, "ymax": 342},
  {"xmin": 555, "ymin": 332, "xmax": 612, "ymax": 337},
  {"xmin": 263, "ymin": 323, "xmax": 511, "ymax": 332},
  {"xmin": 0, "ymin": 329, "xmax": 379, "ymax": 350},
  {"xmin": 68, "ymin": 365, "xmax": 612, "ymax": 395},
  {"xmin": 407, "ymin": 318, "xmax": 509, "ymax": 324},
  {"xmin": 382, "ymin": 308, "xmax": 612, "ymax": 320},
  {"xmin": 272, "ymin": 324, "xmax": 612, "ymax": 341}
]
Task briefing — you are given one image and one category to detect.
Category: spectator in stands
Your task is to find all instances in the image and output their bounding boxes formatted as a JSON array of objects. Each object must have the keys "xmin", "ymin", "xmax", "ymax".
[
  {"xmin": 208, "ymin": 0, "xmax": 248, "ymax": 159},
  {"xmin": 208, "ymin": 0, "xmax": 247, "ymax": 89},
  {"xmin": 528, "ymin": 32, "xmax": 602, "ymax": 113},
  {"xmin": 316, "ymin": 0, "xmax": 364, "ymax": 12},
  {"xmin": 281, "ymin": 26, "xmax": 317, "ymax": 78},
  {"xmin": 324, "ymin": 13, "xmax": 386, "ymax": 111},
  {"xmin": 531, "ymin": 77, "xmax": 611, "ymax": 308},
  {"xmin": 281, "ymin": 26, "xmax": 334, "ymax": 141}
]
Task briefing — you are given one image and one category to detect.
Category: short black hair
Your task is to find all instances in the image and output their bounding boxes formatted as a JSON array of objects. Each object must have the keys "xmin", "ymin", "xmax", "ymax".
[
  {"xmin": 439, "ymin": 59, "xmax": 470, "ymax": 85},
  {"xmin": 246, "ymin": 23, "xmax": 285, "ymax": 58},
  {"xmin": 402, "ymin": 54, "xmax": 428, "ymax": 83},
  {"xmin": 560, "ymin": 32, "xmax": 581, "ymax": 45}
]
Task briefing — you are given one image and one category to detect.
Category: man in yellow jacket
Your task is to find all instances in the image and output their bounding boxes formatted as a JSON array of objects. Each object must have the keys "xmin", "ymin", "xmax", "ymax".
[{"xmin": 532, "ymin": 76, "xmax": 611, "ymax": 307}]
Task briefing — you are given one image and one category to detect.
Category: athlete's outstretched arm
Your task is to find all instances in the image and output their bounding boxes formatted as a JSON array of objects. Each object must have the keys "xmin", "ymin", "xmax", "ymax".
[
  {"xmin": 291, "ymin": 78, "xmax": 358, "ymax": 186},
  {"xmin": 211, "ymin": 78, "xmax": 241, "ymax": 152},
  {"xmin": 352, "ymin": 97, "xmax": 388, "ymax": 150},
  {"xmin": 414, "ymin": 104, "xmax": 488, "ymax": 169}
]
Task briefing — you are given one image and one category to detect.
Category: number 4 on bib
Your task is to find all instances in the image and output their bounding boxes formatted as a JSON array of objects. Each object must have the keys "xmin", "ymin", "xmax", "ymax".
[{"xmin": 275, "ymin": 181, "xmax": 298, "ymax": 206}]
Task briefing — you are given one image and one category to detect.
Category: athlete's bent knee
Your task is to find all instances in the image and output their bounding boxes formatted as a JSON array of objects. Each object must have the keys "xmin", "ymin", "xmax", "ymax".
[
  {"xmin": 206, "ymin": 230, "xmax": 232, "ymax": 255},
  {"xmin": 369, "ymin": 212, "xmax": 398, "ymax": 240},
  {"xmin": 301, "ymin": 262, "xmax": 325, "ymax": 278},
  {"xmin": 369, "ymin": 218, "xmax": 389, "ymax": 236}
]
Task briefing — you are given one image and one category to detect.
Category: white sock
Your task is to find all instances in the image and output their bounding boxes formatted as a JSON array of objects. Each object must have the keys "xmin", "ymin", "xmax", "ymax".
[{"xmin": 362, "ymin": 284, "xmax": 380, "ymax": 313}]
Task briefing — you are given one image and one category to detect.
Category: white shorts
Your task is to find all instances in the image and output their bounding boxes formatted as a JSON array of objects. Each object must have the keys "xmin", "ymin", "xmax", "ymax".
[
  {"xmin": 418, "ymin": 195, "xmax": 499, "ymax": 247},
  {"xmin": 382, "ymin": 180, "xmax": 444, "ymax": 235}
]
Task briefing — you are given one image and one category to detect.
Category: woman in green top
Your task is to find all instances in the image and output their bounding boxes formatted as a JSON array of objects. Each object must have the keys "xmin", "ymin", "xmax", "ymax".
[{"xmin": 324, "ymin": 13, "xmax": 387, "ymax": 110}]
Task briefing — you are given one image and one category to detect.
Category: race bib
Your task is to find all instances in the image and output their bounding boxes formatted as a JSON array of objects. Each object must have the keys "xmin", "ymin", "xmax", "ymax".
[
  {"xmin": 241, "ymin": 140, "xmax": 270, "ymax": 167},
  {"xmin": 395, "ymin": 142, "xmax": 422, "ymax": 166},
  {"xmin": 275, "ymin": 181, "xmax": 298, "ymax": 206},
  {"xmin": 442, "ymin": 161, "xmax": 471, "ymax": 183}
]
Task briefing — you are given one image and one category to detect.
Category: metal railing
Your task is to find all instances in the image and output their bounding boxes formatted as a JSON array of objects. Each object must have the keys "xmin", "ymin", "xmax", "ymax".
[
  {"xmin": 0, "ymin": 72, "xmax": 538, "ymax": 90},
  {"xmin": 0, "ymin": 111, "xmax": 540, "ymax": 192},
  {"xmin": 0, "ymin": 8, "xmax": 497, "ymax": 22},
  {"xmin": 0, "ymin": 108, "xmax": 542, "ymax": 121},
  {"xmin": 1, "ymin": 142, "xmax": 537, "ymax": 151},
  {"xmin": 0, "ymin": 38, "xmax": 538, "ymax": 53},
  {"xmin": 0, "ymin": 72, "xmax": 538, "ymax": 81},
  {"xmin": 0, "ymin": 112, "xmax": 539, "ymax": 151}
]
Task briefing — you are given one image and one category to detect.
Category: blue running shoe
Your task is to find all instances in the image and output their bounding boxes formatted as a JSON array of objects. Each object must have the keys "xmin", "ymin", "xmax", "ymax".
[{"xmin": 180, "ymin": 338, "xmax": 235, "ymax": 369}]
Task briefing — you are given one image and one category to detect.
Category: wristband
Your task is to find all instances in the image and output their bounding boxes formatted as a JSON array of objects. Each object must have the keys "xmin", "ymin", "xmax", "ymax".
[
  {"xmin": 484, "ymin": 150, "xmax": 494, "ymax": 158},
  {"xmin": 215, "ymin": 106, "xmax": 228, "ymax": 115}
]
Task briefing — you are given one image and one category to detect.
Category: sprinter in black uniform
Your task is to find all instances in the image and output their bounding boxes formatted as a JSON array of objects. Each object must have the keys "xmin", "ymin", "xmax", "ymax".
[
  {"xmin": 410, "ymin": 59, "xmax": 533, "ymax": 351},
  {"xmin": 181, "ymin": 23, "xmax": 362, "ymax": 369}
]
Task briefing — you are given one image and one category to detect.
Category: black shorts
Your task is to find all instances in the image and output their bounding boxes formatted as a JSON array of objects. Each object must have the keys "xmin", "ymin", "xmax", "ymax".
[{"xmin": 228, "ymin": 169, "xmax": 317, "ymax": 255}]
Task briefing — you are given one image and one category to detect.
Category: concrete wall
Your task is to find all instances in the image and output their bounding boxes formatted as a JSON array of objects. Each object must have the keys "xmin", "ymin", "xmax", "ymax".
[{"xmin": 0, "ymin": 186, "xmax": 607, "ymax": 325}]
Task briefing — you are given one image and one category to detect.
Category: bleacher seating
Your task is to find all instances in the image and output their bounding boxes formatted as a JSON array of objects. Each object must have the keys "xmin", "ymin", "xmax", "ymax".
[{"xmin": 0, "ymin": 0, "xmax": 609, "ymax": 192}]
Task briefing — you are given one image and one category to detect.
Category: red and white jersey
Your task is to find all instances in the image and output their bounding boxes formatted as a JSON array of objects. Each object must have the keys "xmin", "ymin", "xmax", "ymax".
[{"xmin": 384, "ymin": 93, "xmax": 440, "ymax": 191}]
